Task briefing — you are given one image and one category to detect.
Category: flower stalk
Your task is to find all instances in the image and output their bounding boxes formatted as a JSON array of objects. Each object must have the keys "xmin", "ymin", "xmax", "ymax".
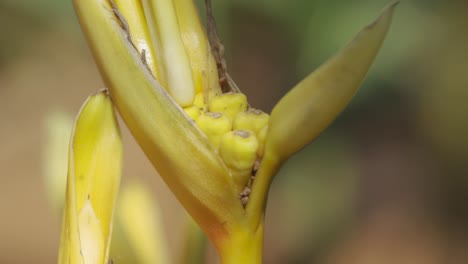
[{"xmin": 217, "ymin": 223, "xmax": 264, "ymax": 264}]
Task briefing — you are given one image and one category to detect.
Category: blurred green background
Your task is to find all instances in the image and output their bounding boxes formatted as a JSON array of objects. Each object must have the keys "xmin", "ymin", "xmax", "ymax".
[{"xmin": 1, "ymin": 0, "xmax": 468, "ymax": 263}]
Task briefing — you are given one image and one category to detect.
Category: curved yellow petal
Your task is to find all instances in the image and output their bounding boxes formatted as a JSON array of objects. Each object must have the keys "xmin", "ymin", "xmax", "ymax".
[
  {"xmin": 58, "ymin": 90, "xmax": 122, "ymax": 264},
  {"xmin": 247, "ymin": 2, "xmax": 397, "ymax": 229},
  {"xmin": 143, "ymin": 0, "xmax": 195, "ymax": 106},
  {"xmin": 173, "ymin": 0, "xmax": 222, "ymax": 97},
  {"xmin": 113, "ymin": 0, "xmax": 162, "ymax": 82},
  {"xmin": 73, "ymin": 0, "xmax": 245, "ymax": 243}
]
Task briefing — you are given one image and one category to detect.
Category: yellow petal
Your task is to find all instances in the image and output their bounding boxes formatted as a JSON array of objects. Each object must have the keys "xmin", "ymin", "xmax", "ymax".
[
  {"xmin": 58, "ymin": 90, "xmax": 123, "ymax": 264},
  {"xmin": 173, "ymin": 0, "xmax": 222, "ymax": 97},
  {"xmin": 113, "ymin": 0, "xmax": 162, "ymax": 82},
  {"xmin": 78, "ymin": 200, "xmax": 105, "ymax": 264},
  {"xmin": 267, "ymin": 2, "xmax": 397, "ymax": 161},
  {"xmin": 73, "ymin": 0, "xmax": 245, "ymax": 243},
  {"xmin": 143, "ymin": 0, "xmax": 195, "ymax": 106}
]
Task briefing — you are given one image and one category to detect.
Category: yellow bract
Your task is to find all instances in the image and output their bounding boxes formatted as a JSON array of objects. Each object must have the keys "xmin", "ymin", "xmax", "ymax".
[
  {"xmin": 144, "ymin": 0, "xmax": 195, "ymax": 106},
  {"xmin": 58, "ymin": 90, "xmax": 122, "ymax": 264},
  {"xmin": 77, "ymin": 201, "xmax": 105, "ymax": 264},
  {"xmin": 173, "ymin": 0, "xmax": 222, "ymax": 97},
  {"xmin": 73, "ymin": 0, "xmax": 245, "ymax": 245},
  {"xmin": 113, "ymin": 0, "xmax": 162, "ymax": 81}
]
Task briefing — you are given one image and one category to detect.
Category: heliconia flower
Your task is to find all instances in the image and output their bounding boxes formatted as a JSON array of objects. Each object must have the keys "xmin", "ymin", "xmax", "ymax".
[
  {"xmin": 72, "ymin": 0, "xmax": 397, "ymax": 262},
  {"xmin": 58, "ymin": 90, "xmax": 123, "ymax": 264}
]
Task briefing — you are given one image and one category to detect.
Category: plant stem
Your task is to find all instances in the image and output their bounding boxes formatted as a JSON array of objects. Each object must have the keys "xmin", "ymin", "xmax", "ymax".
[{"xmin": 218, "ymin": 223, "xmax": 264, "ymax": 264}]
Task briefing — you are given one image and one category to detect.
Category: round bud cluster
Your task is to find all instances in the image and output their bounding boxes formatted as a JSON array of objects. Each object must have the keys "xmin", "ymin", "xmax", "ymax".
[
  {"xmin": 183, "ymin": 92, "xmax": 269, "ymax": 193},
  {"xmin": 196, "ymin": 112, "xmax": 232, "ymax": 148},
  {"xmin": 219, "ymin": 130, "xmax": 259, "ymax": 192}
]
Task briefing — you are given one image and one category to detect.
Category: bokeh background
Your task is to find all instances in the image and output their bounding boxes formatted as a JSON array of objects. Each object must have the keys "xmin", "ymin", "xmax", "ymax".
[{"xmin": 1, "ymin": 0, "xmax": 468, "ymax": 263}]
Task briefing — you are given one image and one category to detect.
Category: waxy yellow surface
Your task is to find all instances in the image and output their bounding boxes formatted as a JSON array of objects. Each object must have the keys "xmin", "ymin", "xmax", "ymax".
[
  {"xmin": 58, "ymin": 91, "xmax": 122, "ymax": 264},
  {"xmin": 113, "ymin": 0, "xmax": 162, "ymax": 81}
]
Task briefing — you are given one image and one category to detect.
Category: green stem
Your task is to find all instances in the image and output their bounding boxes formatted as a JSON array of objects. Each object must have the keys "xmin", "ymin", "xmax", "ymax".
[{"xmin": 217, "ymin": 223, "xmax": 264, "ymax": 264}]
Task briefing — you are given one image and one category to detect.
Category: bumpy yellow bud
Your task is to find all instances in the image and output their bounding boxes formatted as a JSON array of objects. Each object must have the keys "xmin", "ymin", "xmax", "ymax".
[
  {"xmin": 219, "ymin": 130, "xmax": 259, "ymax": 192},
  {"xmin": 196, "ymin": 112, "xmax": 232, "ymax": 148},
  {"xmin": 208, "ymin": 93, "xmax": 248, "ymax": 120},
  {"xmin": 233, "ymin": 108, "xmax": 269, "ymax": 136},
  {"xmin": 193, "ymin": 93, "xmax": 207, "ymax": 112},
  {"xmin": 256, "ymin": 125, "xmax": 268, "ymax": 157},
  {"xmin": 233, "ymin": 108, "xmax": 269, "ymax": 157},
  {"xmin": 183, "ymin": 105, "xmax": 201, "ymax": 121}
]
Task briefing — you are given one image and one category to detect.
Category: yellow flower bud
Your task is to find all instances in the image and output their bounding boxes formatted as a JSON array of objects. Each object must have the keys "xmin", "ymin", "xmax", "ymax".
[
  {"xmin": 196, "ymin": 112, "xmax": 232, "ymax": 148},
  {"xmin": 233, "ymin": 108, "xmax": 269, "ymax": 136},
  {"xmin": 208, "ymin": 92, "xmax": 248, "ymax": 120},
  {"xmin": 219, "ymin": 130, "xmax": 259, "ymax": 192},
  {"xmin": 256, "ymin": 125, "xmax": 268, "ymax": 157},
  {"xmin": 232, "ymin": 109, "xmax": 269, "ymax": 157},
  {"xmin": 193, "ymin": 93, "xmax": 207, "ymax": 112},
  {"xmin": 183, "ymin": 105, "xmax": 201, "ymax": 121}
]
